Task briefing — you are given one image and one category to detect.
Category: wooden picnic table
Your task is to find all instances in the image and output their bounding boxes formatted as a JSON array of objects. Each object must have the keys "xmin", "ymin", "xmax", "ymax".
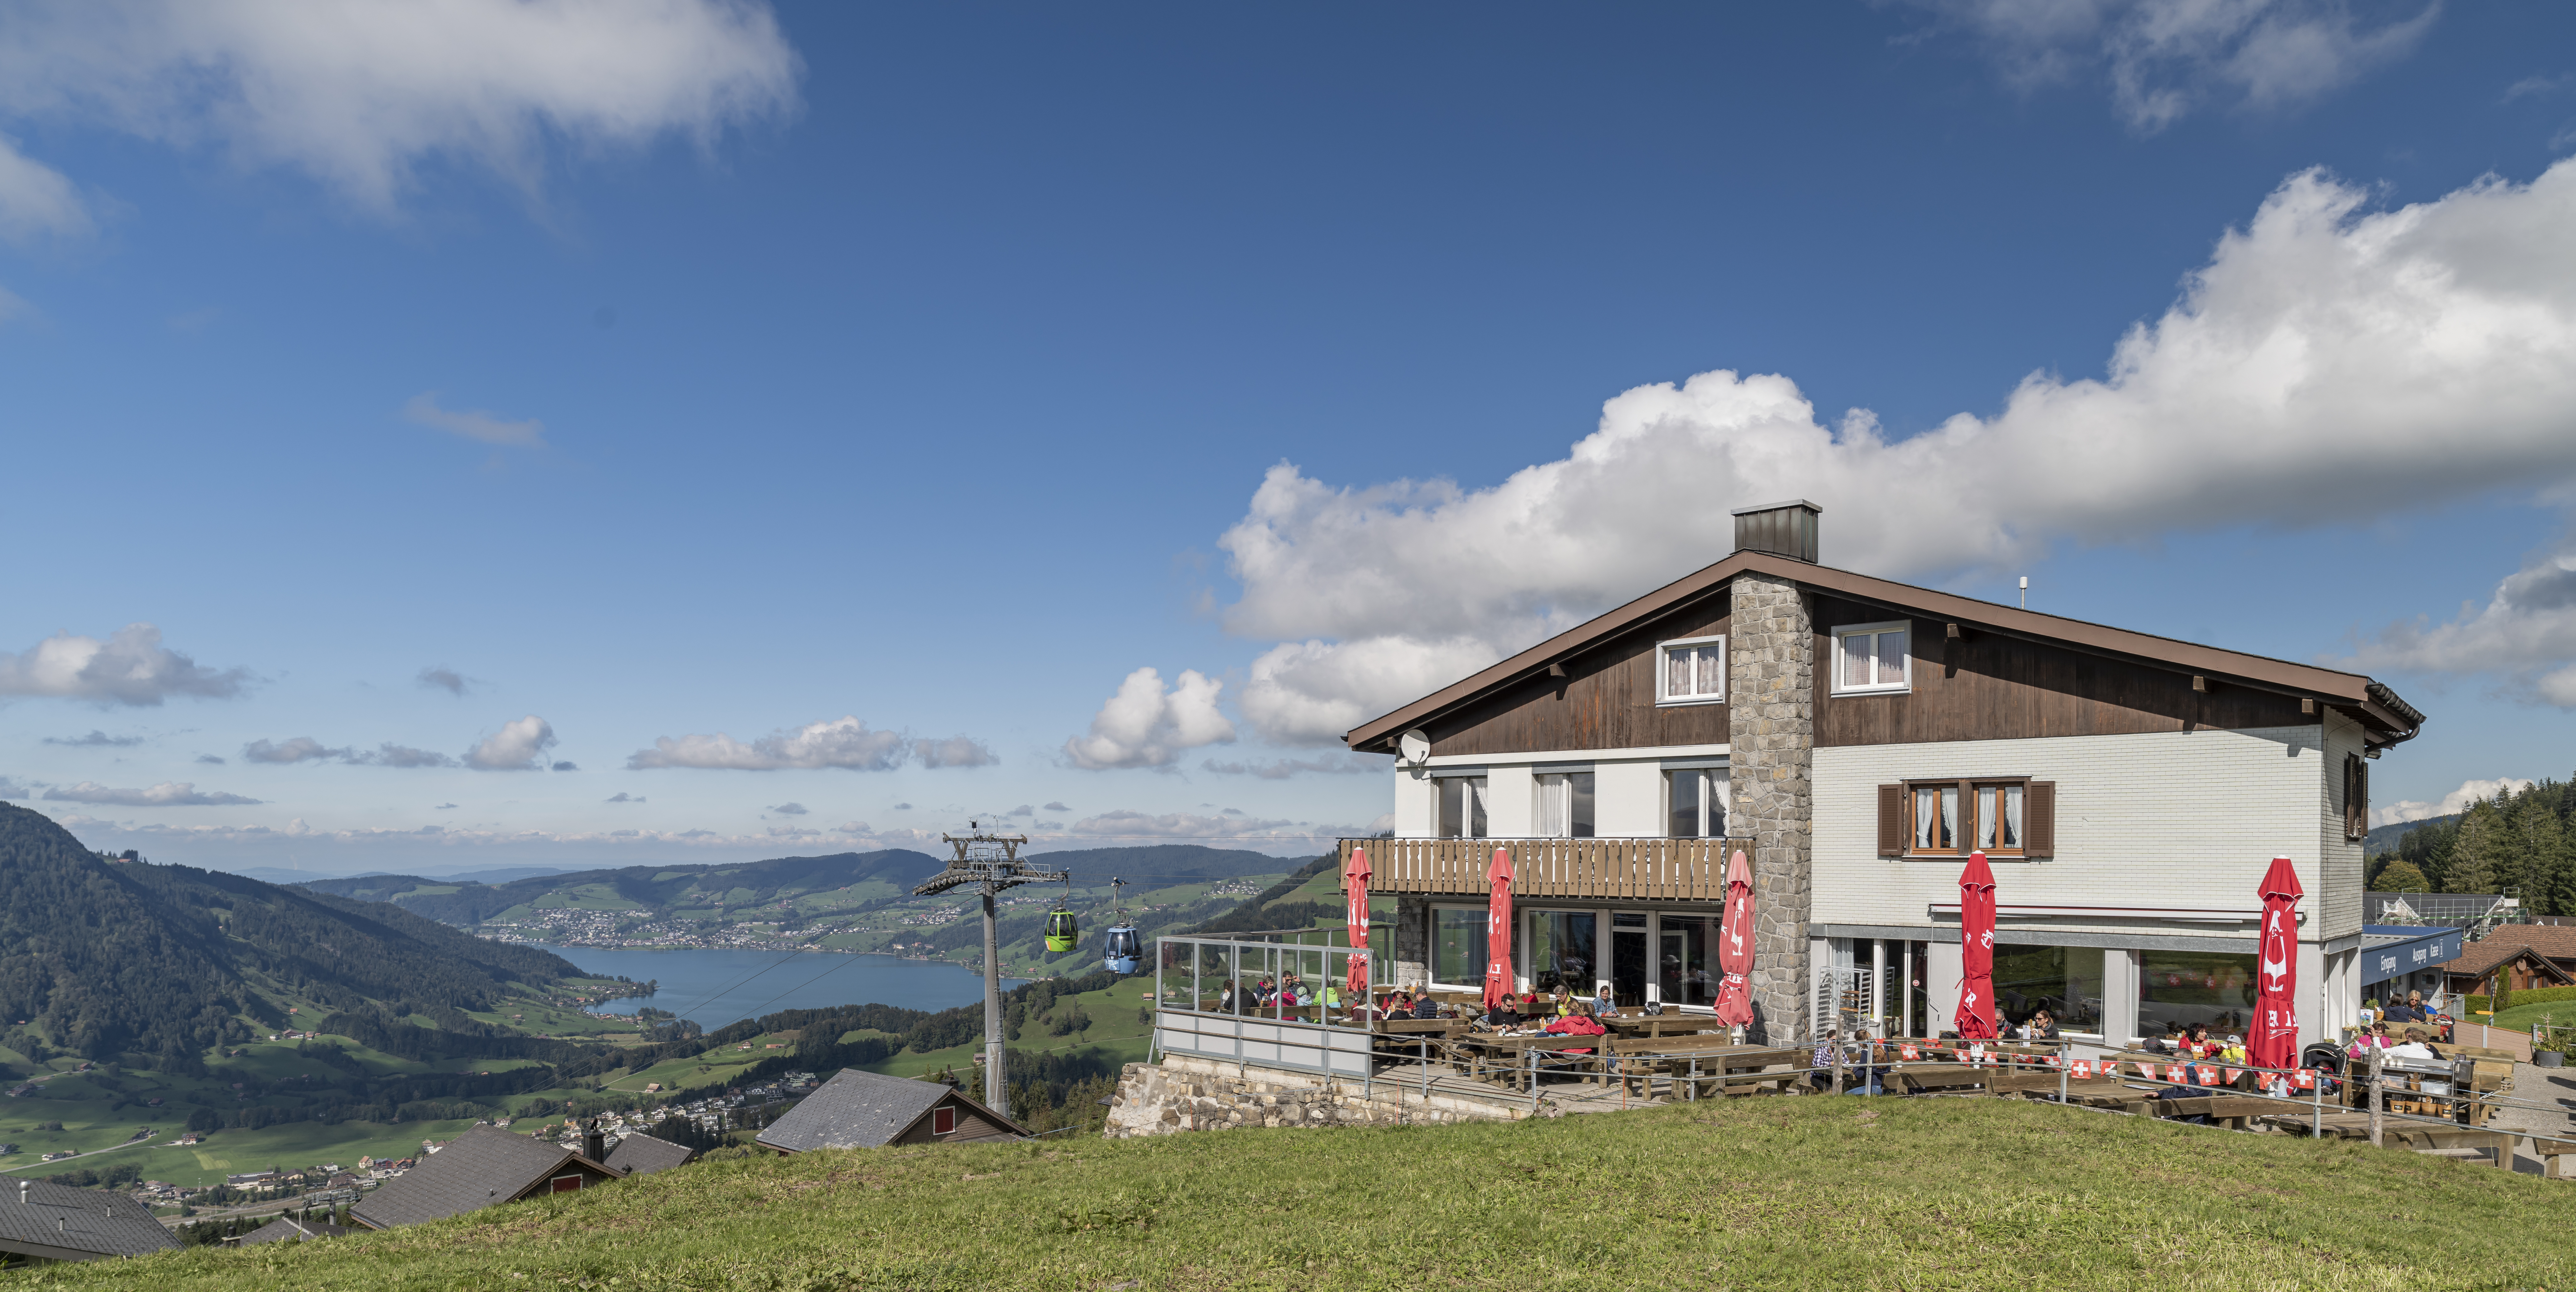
[{"xmin": 1599, "ymin": 1013, "xmax": 1730, "ymax": 1039}]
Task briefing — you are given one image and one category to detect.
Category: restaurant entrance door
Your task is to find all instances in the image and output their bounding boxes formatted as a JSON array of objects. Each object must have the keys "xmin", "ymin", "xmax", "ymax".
[{"xmin": 1609, "ymin": 912, "xmax": 1649, "ymax": 1007}]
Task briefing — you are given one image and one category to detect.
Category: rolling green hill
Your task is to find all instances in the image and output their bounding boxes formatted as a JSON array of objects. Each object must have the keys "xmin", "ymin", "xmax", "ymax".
[{"xmin": 33, "ymin": 1096, "xmax": 2573, "ymax": 1289}]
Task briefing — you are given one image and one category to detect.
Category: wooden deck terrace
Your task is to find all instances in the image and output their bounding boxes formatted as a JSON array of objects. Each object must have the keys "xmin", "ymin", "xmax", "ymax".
[{"xmin": 1338, "ymin": 836, "xmax": 1754, "ymax": 901}]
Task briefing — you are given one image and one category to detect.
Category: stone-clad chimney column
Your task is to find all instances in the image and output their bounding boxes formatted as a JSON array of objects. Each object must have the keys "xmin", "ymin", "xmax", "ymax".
[{"xmin": 1729, "ymin": 573, "xmax": 1814, "ymax": 1045}]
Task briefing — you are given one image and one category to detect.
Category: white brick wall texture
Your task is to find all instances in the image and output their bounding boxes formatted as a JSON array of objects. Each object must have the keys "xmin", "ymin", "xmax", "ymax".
[{"xmin": 1814, "ymin": 726, "xmax": 2342, "ymax": 945}]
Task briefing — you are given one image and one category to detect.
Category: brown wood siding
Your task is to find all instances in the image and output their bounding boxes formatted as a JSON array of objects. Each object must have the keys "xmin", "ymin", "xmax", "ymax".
[
  {"xmin": 1425, "ymin": 602, "xmax": 1730, "ymax": 756},
  {"xmin": 893, "ymin": 1095, "xmax": 1022, "ymax": 1145},
  {"xmin": 1809, "ymin": 597, "xmax": 2316, "ymax": 746}
]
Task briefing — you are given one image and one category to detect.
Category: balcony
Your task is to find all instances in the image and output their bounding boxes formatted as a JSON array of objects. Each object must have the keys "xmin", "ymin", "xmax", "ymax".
[{"xmin": 1337, "ymin": 837, "xmax": 1754, "ymax": 902}]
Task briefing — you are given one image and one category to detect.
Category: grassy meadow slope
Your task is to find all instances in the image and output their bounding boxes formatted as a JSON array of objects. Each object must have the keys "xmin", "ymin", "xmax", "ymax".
[{"xmin": 42, "ymin": 1098, "xmax": 2574, "ymax": 1290}]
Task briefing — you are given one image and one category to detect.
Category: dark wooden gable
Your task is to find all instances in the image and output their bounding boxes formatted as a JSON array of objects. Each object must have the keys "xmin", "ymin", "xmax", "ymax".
[
  {"xmin": 1422, "ymin": 597, "xmax": 1730, "ymax": 758},
  {"xmin": 1808, "ymin": 595, "xmax": 2315, "ymax": 747}
]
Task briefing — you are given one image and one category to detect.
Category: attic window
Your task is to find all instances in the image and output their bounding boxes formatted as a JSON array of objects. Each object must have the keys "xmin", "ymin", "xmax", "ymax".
[
  {"xmin": 1656, "ymin": 635, "xmax": 1725, "ymax": 705},
  {"xmin": 1833, "ymin": 622, "xmax": 1910, "ymax": 695},
  {"xmin": 549, "ymin": 1175, "xmax": 583, "ymax": 1193},
  {"xmin": 932, "ymin": 1106, "xmax": 957, "ymax": 1136}
]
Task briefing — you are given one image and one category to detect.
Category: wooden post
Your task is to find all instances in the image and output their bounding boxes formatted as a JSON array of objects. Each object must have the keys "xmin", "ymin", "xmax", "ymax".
[
  {"xmin": 1831, "ymin": 1033, "xmax": 1845, "ymax": 1095},
  {"xmin": 2367, "ymin": 1047, "xmax": 2384, "ymax": 1148}
]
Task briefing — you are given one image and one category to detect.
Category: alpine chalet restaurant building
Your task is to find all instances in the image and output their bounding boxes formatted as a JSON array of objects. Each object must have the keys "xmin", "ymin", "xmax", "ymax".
[{"xmin": 1341, "ymin": 501, "xmax": 2424, "ymax": 1052}]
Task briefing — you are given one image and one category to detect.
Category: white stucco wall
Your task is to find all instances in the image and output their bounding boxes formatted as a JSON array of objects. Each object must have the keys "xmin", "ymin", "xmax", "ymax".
[{"xmin": 1813, "ymin": 726, "xmax": 2331, "ymax": 939}]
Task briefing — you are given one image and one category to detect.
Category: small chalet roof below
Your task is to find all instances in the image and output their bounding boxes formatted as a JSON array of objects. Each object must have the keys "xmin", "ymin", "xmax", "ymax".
[
  {"xmin": 0, "ymin": 1178, "xmax": 180, "ymax": 1260},
  {"xmin": 1346, "ymin": 549, "xmax": 2426, "ymax": 752},
  {"xmin": 755, "ymin": 1069, "xmax": 1022, "ymax": 1152},
  {"xmin": 2437, "ymin": 937, "xmax": 2576, "ymax": 984},
  {"xmin": 604, "ymin": 1132, "xmax": 694, "ymax": 1176},
  {"xmin": 349, "ymin": 1124, "xmax": 610, "ymax": 1230}
]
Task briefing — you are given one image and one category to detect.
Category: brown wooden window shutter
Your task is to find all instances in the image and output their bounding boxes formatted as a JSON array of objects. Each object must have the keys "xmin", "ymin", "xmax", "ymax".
[
  {"xmin": 2344, "ymin": 754, "xmax": 2367, "ymax": 841},
  {"xmin": 1876, "ymin": 784, "xmax": 1904, "ymax": 857},
  {"xmin": 2025, "ymin": 781, "xmax": 2056, "ymax": 857}
]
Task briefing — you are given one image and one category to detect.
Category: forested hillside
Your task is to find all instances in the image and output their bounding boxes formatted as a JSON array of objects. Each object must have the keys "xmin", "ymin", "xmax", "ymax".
[
  {"xmin": 0, "ymin": 803, "xmax": 581, "ymax": 1075},
  {"xmin": 2369, "ymin": 776, "xmax": 2576, "ymax": 910}
]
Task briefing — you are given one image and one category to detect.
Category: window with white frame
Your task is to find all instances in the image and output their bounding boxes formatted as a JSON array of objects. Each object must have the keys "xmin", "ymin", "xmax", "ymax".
[
  {"xmin": 1833, "ymin": 621, "xmax": 1911, "ymax": 694},
  {"xmin": 1436, "ymin": 775, "xmax": 1488, "ymax": 839},
  {"xmin": 1535, "ymin": 771, "xmax": 1596, "ymax": 838},
  {"xmin": 1657, "ymin": 635, "xmax": 1726, "ymax": 704},
  {"xmin": 1665, "ymin": 768, "xmax": 1729, "ymax": 838}
]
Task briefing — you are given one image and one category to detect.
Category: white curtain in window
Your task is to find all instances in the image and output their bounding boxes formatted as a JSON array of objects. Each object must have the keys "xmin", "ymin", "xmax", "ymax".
[
  {"xmin": 1537, "ymin": 775, "xmax": 1566, "ymax": 836},
  {"xmin": 1875, "ymin": 631, "xmax": 1906, "ymax": 686},
  {"xmin": 1977, "ymin": 787, "xmax": 1997, "ymax": 850},
  {"xmin": 1843, "ymin": 635, "xmax": 1871, "ymax": 688},
  {"xmin": 1696, "ymin": 647, "xmax": 1721, "ymax": 697},
  {"xmin": 1669, "ymin": 648, "xmax": 1692, "ymax": 698},
  {"xmin": 2003, "ymin": 785, "xmax": 2023, "ymax": 850}
]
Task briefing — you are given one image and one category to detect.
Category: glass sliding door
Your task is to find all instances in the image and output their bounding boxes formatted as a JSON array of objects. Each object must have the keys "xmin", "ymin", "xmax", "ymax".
[
  {"xmin": 1527, "ymin": 911, "xmax": 1596, "ymax": 995},
  {"xmin": 1609, "ymin": 913, "xmax": 1648, "ymax": 1007},
  {"xmin": 1659, "ymin": 913, "xmax": 1720, "ymax": 1007}
]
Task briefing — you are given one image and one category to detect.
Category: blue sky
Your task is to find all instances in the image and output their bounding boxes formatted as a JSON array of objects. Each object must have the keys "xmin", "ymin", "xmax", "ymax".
[{"xmin": 2, "ymin": 0, "xmax": 2573, "ymax": 875}]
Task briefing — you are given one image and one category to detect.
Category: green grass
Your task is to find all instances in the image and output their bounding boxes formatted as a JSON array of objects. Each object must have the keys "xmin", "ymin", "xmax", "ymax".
[{"xmin": 37, "ymin": 1096, "xmax": 2576, "ymax": 1289}]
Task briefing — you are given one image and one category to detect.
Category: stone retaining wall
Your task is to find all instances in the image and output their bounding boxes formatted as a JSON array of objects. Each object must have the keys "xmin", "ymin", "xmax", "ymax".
[{"xmin": 1100, "ymin": 1056, "xmax": 1538, "ymax": 1139}]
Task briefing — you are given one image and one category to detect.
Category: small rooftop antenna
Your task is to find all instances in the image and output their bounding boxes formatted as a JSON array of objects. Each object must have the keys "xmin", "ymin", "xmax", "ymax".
[{"xmin": 2018, "ymin": 576, "xmax": 2028, "ymax": 610}]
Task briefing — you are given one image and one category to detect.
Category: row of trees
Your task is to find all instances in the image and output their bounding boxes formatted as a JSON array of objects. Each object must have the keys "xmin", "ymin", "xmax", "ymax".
[{"xmin": 2369, "ymin": 777, "xmax": 2576, "ymax": 910}]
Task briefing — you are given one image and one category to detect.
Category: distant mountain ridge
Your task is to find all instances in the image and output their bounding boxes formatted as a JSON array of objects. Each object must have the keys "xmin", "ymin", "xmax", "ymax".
[
  {"xmin": 296, "ymin": 844, "xmax": 1303, "ymax": 927},
  {"xmin": 0, "ymin": 804, "xmax": 581, "ymax": 1075}
]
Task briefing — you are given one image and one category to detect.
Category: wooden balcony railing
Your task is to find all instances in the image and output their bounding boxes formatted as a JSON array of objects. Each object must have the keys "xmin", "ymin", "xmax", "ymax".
[{"xmin": 1337, "ymin": 837, "xmax": 1753, "ymax": 903}]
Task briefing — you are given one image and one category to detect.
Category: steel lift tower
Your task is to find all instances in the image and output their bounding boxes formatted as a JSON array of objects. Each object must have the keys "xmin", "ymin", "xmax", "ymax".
[{"xmin": 911, "ymin": 824, "xmax": 1068, "ymax": 1112}]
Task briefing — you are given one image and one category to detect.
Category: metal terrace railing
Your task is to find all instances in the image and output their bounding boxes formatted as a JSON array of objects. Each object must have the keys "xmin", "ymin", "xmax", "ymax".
[
  {"xmin": 1337, "ymin": 837, "xmax": 1754, "ymax": 901},
  {"xmin": 1152, "ymin": 933, "xmax": 1383, "ymax": 1080}
]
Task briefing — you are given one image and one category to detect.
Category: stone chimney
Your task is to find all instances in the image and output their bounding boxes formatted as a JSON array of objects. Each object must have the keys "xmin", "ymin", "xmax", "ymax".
[{"xmin": 1728, "ymin": 502, "xmax": 1818, "ymax": 1045}]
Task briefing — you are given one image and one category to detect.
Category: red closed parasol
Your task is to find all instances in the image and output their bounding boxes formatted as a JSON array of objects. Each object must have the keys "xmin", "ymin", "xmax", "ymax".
[
  {"xmin": 1343, "ymin": 847, "xmax": 1373, "ymax": 1001},
  {"xmin": 1713, "ymin": 849, "xmax": 1755, "ymax": 1028},
  {"xmin": 2251, "ymin": 854, "xmax": 2303, "ymax": 1072},
  {"xmin": 1483, "ymin": 848, "xmax": 1515, "ymax": 1012},
  {"xmin": 1954, "ymin": 851, "xmax": 1999, "ymax": 1040}
]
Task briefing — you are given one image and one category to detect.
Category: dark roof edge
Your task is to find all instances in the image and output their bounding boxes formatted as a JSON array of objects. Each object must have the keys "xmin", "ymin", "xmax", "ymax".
[{"xmin": 1344, "ymin": 551, "xmax": 2425, "ymax": 751}]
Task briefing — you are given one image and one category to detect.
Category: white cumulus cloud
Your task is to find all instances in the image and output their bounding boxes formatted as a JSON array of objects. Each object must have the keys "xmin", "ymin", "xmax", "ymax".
[
  {"xmin": 465, "ymin": 715, "xmax": 556, "ymax": 771},
  {"xmin": 43, "ymin": 780, "xmax": 261, "ymax": 806},
  {"xmin": 2346, "ymin": 538, "xmax": 2576, "ymax": 707},
  {"xmin": 2370, "ymin": 777, "xmax": 2539, "ymax": 829},
  {"xmin": 1912, "ymin": 0, "xmax": 2437, "ymax": 133},
  {"xmin": 1063, "ymin": 668, "xmax": 1237, "ymax": 770},
  {"xmin": 0, "ymin": 0, "xmax": 800, "ymax": 216},
  {"xmin": 0, "ymin": 623, "xmax": 251, "ymax": 706},
  {"xmin": 0, "ymin": 131, "xmax": 89, "ymax": 241},
  {"xmin": 1202, "ymin": 159, "xmax": 2576, "ymax": 745}
]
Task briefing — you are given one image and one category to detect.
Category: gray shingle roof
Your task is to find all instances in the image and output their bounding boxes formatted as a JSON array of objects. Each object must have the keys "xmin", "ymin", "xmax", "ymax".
[
  {"xmin": 755, "ymin": 1069, "xmax": 962, "ymax": 1152},
  {"xmin": 0, "ymin": 1177, "xmax": 180, "ymax": 1260},
  {"xmin": 349, "ymin": 1125, "xmax": 600, "ymax": 1230},
  {"xmin": 603, "ymin": 1133, "xmax": 693, "ymax": 1176}
]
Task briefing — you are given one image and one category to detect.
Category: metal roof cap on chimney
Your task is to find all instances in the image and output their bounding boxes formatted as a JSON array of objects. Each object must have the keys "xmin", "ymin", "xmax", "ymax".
[{"xmin": 1729, "ymin": 499, "xmax": 1820, "ymax": 564}]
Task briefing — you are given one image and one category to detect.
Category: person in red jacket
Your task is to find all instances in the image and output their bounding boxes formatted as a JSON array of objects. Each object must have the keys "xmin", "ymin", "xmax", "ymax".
[{"xmin": 1544, "ymin": 1003, "xmax": 1608, "ymax": 1055}]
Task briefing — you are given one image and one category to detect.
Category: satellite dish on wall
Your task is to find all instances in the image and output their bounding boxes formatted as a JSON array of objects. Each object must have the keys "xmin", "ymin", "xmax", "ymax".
[{"xmin": 1398, "ymin": 729, "xmax": 1431, "ymax": 765}]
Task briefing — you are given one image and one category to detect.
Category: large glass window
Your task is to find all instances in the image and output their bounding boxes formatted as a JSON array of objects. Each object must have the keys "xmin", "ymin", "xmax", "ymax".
[
  {"xmin": 1658, "ymin": 914, "xmax": 1720, "ymax": 1007},
  {"xmin": 1666, "ymin": 769, "xmax": 1728, "ymax": 838},
  {"xmin": 1436, "ymin": 776, "xmax": 1488, "ymax": 839},
  {"xmin": 2138, "ymin": 950, "xmax": 2259, "ymax": 1037},
  {"xmin": 1527, "ymin": 911, "xmax": 1596, "ymax": 994},
  {"xmin": 1432, "ymin": 908, "xmax": 1488, "ymax": 988},
  {"xmin": 1535, "ymin": 772, "xmax": 1596, "ymax": 838},
  {"xmin": 1990, "ymin": 945, "xmax": 2105, "ymax": 1034}
]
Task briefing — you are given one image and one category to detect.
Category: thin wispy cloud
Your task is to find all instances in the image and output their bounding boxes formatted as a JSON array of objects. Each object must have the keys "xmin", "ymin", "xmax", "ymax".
[
  {"xmin": 404, "ymin": 392, "xmax": 545, "ymax": 448},
  {"xmin": 628, "ymin": 716, "xmax": 995, "ymax": 772},
  {"xmin": 45, "ymin": 730, "xmax": 142, "ymax": 748},
  {"xmin": 43, "ymin": 780, "xmax": 261, "ymax": 806}
]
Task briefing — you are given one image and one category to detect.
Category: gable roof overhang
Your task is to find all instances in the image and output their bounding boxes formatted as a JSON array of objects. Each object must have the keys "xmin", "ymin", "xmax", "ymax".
[{"xmin": 1345, "ymin": 550, "xmax": 2427, "ymax": 754}]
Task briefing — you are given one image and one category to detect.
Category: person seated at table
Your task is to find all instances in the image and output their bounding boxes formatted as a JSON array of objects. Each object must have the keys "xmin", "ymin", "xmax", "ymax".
[
  {"xmin": 1482, "ymin": 995, "xmax": 1521, "ymax": 1028},
  {"xmin": 2015, "ymin": 1009, "xmax": 2058, "ymax": 1041},
  {"xmin": 1412, "ymin": 991, "xmax": 1443, "ymax": 1020},
  {"xmin": 1589, "ymin": 983, "xmax": 1617, "ymax": 1018},
  {"xmin": 1542, "ymin": 1002, "xmax": 1607, "ymax": 1054},
  {"xmin": 1381, "ymin": 988, "xmax": 1413, "ymax": 1018},
  {"xmin": 2218, "ymin": 1034, "xmax": 2247, "ymax": 1065},
  {"xmin": 1215, "ymin": 979, "xmax": 1243, "ymax": 1013},
  {"xmin": 1809, "ymin": 1028, "xmax": 1840, "ymax": 1090},
  {"xmin": 1278, "ymin": 972, "xmax": 1309, "ymax": 1007},
  {"xmin": 2181, "ymin": 1023, "xmax": 2215, "ymax": 1057},
  {"xmin": 2388, "ymin": 1027, "xmax": 2438, "ymax": 1061},
  {"xmin": 2379, "ymin": 996, "xmax": 2419, "ymax": 1024},
  {"xmin": 2347, "ymin": 1022, "xmax": 2393, "ymax": 1061}
]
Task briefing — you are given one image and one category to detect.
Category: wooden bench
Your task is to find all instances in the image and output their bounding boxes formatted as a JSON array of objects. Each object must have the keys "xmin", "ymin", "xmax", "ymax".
[
  {"xmin": 1600, "ymin": 1038, "xmax": 1795, "ymax": 1097},
  {"xmin": 2532, "ymin": 1137, "xmax": 2576, "ymax": 1179}
]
